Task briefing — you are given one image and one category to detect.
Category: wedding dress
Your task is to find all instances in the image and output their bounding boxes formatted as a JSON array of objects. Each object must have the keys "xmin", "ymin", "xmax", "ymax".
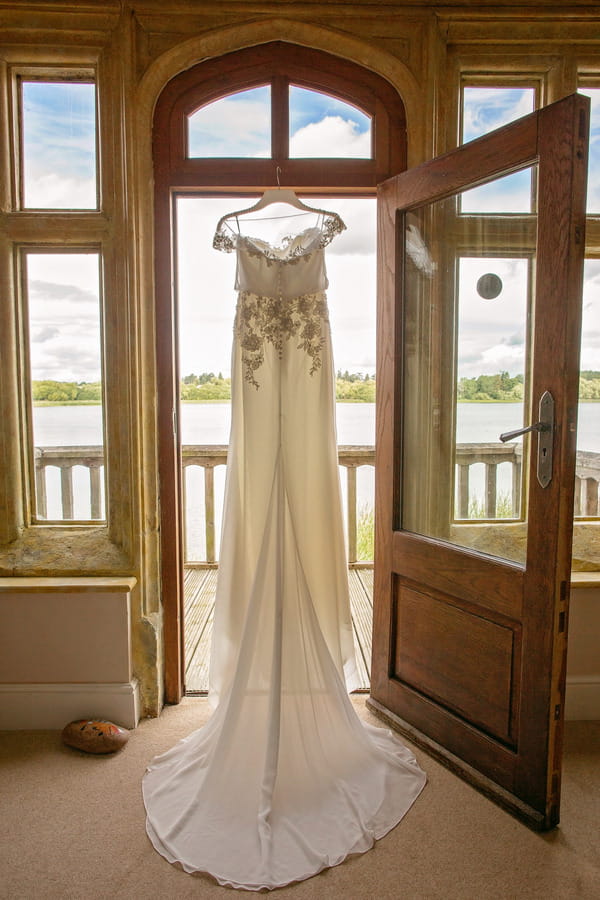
[{"xmin": 143, "ymin": 210, "xmax": 426, "ymax": 891}]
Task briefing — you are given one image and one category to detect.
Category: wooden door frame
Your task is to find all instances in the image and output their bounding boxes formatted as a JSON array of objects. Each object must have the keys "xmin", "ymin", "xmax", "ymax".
[
  {"xmin": 152, "ymin": 43, "xmax": 408, "ymax": 703},
  {"xmin": 369, "ymin": 93, "xmax": 589, "ymax": 829}
]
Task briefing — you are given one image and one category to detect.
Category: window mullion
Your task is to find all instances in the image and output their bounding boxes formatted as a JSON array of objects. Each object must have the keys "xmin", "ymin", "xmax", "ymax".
[{"xmin": 271, "ymin": 75, "xmax": 289, "ymax": 177}]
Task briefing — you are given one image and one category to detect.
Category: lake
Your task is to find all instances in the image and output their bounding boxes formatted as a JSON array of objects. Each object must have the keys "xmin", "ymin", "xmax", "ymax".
[
  {"xmin": 33, "ymin": 400, "xmax": 600, "ymax": 450},
  {"xmin": 33, "ymin": 402, "xmax": 599, "ymax": 551}
]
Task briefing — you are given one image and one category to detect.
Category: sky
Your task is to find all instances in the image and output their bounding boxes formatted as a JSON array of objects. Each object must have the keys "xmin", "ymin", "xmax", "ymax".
[
  {"xmin": 176, "ymin": 195, "xmax": 377, "ymax": 379},
  {"xmin": 21, "ymin": 80, "xmax": 600, "ymax": 400},
  {"xmin": 26, "ymin": 253, "xmax": 102, "ymax": 383},
  {"xmin": 187, "ymin": 83, "xmax": 371, "ymax": 159},
  {"xmin": 22, "ymin": 80, "xmax": 96, "ymax": 209}
]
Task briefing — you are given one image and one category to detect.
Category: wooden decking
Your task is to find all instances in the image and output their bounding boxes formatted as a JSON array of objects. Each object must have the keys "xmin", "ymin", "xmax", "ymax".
[{"xmin": 184, "ymin": 566, "xmax": 374, "ymax": 693}]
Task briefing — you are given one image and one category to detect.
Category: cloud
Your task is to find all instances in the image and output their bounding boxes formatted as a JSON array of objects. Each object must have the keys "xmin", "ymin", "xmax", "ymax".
[
  {"xmin": 188, "ymin": 87, "xmax": 271, "ymax": 158},
  {"xmin": 24, "ymin": 173, "xmax": 96, "ymax": 210},
  {"xmin": 501, "ymin": 331, "xmax": 526, "ymax": 347},
  {"xmin": 290, "ymin": 115, "xmax": 371, "ymax": 159},
  {"xmin": 314, "ymin": 197, "xmax": 376, "ymax": 256},
  {"xmin": 31, "ymin": 325, "xmax": 60, "ymax": 343},
  {"xmin": 29, "ymin": 332, "xmax": 102, "ymax": 382},
  {"xmin": 290, "ymin": 85, "xmax": 370, "ymax": 134},
  {"xmin": 463, "ymin": 87, "xmax": 534, "ymax": 142},
  {"xmin": 29, "ymin": 279, "xmax": 99, "ymax": 306},
  {"xmin": 25, "ymin": 255, "xmax": 102, "ymax": 381},
  {"xmin": 22, "ymin": 81, "xmax": 96, "ymax": 208}
]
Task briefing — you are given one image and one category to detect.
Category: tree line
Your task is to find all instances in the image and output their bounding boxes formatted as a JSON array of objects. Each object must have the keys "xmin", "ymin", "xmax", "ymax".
[
  {"xmin": 31, "ymin": 370, "xmax": 600, "ymax": 404},
  {"xmin": 32, "ymin": 380, "xmax": 102, "ymax": 403},
  {"xmin": 459, "ymin": 370, "xmax": 600, "ymax": 402},
  {"xmin": 180, "ymin": 371, "xmax": 377, "ymax": 402}
]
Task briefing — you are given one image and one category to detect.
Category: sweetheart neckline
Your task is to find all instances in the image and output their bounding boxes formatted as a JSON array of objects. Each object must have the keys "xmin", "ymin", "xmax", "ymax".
[
  {"xmin": 213, "ymin": 212, "xmax": 345, "ymax": 257},
  {"xmin": 235, "ymin": 226, "xmax": 322, "ymax": 254}
]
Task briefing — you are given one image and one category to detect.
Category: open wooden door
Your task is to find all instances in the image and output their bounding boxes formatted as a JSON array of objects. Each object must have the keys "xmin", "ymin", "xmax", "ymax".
[{"xmin": 369, "ymin": 93, "xmax": 589, "ymax": 830}]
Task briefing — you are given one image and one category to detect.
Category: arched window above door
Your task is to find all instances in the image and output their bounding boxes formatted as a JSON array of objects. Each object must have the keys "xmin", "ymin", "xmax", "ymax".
[
  {"xmin": 186, "ymin": 83, "xmax": 373, "ymax": 161},
  {"xmin": 154, "ymin": 42, "xmax": 406, "ymax": 189}
]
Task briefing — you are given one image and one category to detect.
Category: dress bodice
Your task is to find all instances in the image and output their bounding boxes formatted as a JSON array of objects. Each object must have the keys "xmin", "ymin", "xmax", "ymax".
[{"xmin": 213, "ymin": 213, "xmax": 345, "ymax": 301}]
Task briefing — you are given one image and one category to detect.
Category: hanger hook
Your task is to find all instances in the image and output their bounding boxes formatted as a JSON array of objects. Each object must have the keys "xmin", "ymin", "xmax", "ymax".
[{"xmin": 276, "ymin": 165, "xmax": 282, "ymax": 188}]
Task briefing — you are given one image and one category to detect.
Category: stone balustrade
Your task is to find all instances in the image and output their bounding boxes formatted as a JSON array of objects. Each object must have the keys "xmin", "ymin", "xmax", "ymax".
[{"xmin": 33, "ymin": 444, "xmax": 600, "ymax": 560}]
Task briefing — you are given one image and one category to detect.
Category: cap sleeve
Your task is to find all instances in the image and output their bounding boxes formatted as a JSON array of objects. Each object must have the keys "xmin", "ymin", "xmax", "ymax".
[
  {"xmin": 213, "ymin": 225, "xmax": 236, "ymax": 253},
  {"xmin": 319, "ymin": 212, "xmax": 346, "ymax": 248}
]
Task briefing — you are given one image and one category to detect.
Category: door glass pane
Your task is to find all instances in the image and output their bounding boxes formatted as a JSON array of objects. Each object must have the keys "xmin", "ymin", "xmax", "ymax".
[
  {"xmin": 187, "ymin": 86, "xmax": 271, "ymax": 158},
  {"xmin": 461, "ymin": 87, "xmax": 535, "ymax": 214},
  {"xmin": 21, "ymin": 80, "xmax": 97, "ymax": 209},
  {"xmin": 25, "ymin": 252, "xmax": 105, "ymax": 521},
  {"xmin": 289, "ymin": 86, "xmax": 371, "ymax": 158},
  {"xmin": 400, "ymin": 165, "xmax": 537, "ymax": 565}
]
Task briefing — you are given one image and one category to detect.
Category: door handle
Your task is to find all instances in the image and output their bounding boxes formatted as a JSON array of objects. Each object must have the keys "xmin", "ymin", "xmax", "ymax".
[
  {"xmin": 499, "ymin": 390, "xmax": 554, "ymax": 488},
  {"xmin": 499, "ymin": 421, "xmax": 549, "ymax": 442}
]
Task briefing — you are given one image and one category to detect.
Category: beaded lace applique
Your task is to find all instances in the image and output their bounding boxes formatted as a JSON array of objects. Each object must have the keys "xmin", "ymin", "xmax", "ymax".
[
  {"xmin": 213, "ymin": 213, "xmax": 345, "ymax": 256},
  {"xmin": 235, "ymin": 291, "xmax": 328, "ymax": 388},
  {"xmin": 215, "ymin": 213, "xmax": 344, "ymax": 387}
]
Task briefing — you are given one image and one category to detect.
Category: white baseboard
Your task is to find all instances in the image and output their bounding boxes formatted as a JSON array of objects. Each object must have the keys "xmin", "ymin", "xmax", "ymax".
[
  {"xmin": 0, "ymin": 680, "xmax": 140, "ymax": 730},
  {"xmin": 565, "ymin": 675, "xmax": 600, "ymax": 721}
]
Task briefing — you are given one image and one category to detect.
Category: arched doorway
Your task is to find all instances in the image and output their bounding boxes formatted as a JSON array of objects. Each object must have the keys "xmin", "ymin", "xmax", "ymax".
[{"xmin": 153, "ymin": 42, "xmax": 408, "ymax": 702}]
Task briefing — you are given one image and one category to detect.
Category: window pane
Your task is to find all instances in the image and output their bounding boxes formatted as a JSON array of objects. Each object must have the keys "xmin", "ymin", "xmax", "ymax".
[
  {"xmin": 576, "ymin": 260, "xmax": 600, "ymax": 517},
  {"xmin": 289, "ymin": 86, "xmax": 372, "ymax": 158},
  {"xmin": 187, "ymin": 86, "xmax": 271, "ymax": 158},
  {"xmin": 461, "ymin": 87, "xmax": 535, "ymax": 213},
  {"xmin": 21, "ymin": 81, "xmax": 97, "ymax": 209},
  {"xmin": 578, "ymin": 87, "xmax": 600, "ymax": 213},
  {"xmin": 25, "ymin": 253, "xmax": 105, "ymax": 521}
]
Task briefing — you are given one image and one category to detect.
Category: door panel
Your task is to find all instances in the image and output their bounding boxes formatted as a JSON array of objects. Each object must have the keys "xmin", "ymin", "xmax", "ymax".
[{"xmin": 370, "ymin": 94, "xmax": 589, "ymax": 830}]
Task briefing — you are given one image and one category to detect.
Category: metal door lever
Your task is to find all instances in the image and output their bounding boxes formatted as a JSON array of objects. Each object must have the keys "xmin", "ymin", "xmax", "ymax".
[
  {"xmin": 499, "ymin": 390, "xmax": 554, "ymax": 488},
  {"xmin": 499, "ymin": 421, "xmax": 550, "ymax": 443}
]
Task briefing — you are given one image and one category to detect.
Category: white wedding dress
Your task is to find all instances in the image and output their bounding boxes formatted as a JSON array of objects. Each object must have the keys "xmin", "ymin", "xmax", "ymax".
[{"xmin": 143, "ymin": 211, "xmax": 426, "ymax": 891}]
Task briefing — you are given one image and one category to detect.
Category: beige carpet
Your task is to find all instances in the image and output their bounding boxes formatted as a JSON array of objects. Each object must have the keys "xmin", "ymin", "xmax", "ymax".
[{"xmin": 1, "ymin": 697, "xmax": 598, "ymax": 900}]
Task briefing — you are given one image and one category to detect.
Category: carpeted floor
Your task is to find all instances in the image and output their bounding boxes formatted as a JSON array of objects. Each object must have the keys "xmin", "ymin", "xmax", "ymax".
[{"xmin": 1, "ymin": 697, "xmax": 598, "ymax": 900}]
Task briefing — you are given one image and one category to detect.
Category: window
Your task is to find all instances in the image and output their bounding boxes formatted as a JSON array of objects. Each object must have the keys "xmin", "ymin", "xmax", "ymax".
[
  {"xmin": 19, "ymin": 78, "xmax": 97, "ymax": 209},
  {"xmin": 578, "ymin": 86, "xmax": 600, "ymax": 214},
  {"xmin": 288, "ymin": 86, "xmax": 372, "ymax": 158},
  {"xmin": 454, "ymin": 83, "xmax": 538, "ymax": 524},
  {"xmin": 460, "ymin": 86, "xmax": 535, "ymax": 213},
  {"xmin": 23, "ymin": 250, "xmax": 106, "ymax": 522},
  {"xmin": 5, "ymin": 68, "xmax": 112, "ymax": 537},
  {"xmin": 163, "ymin": 42, "xmax": 406, "ymax": 189},
  {"xmin": 457, "ymin": 80, "xmax": 599, "ymax": 522},
  {"xmin": 187, "ymin": 83, "xmax": 373, "ymax": 162},
  {"xmin": 577, "ymin": 83, "xmax": 600, "ymax": 517},
  {"xmin": 187, "ymin": 86, "xmax": 271, "ymax": 158},
  {"xmin": 14, "ymin": 71, "xmax": 105, "ymax": 523}
]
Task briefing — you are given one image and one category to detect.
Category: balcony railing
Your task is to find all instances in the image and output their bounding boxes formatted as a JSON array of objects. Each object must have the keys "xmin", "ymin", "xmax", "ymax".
[
  {"xmin": 181, "ymin": 444, "xmax": 375, "ymax": 566},
  {"xmin": 33, "ymin": 444, "xmax": 600, "ymax": 549},
  {"xmin": 34, "ymin": 446, "xmax": 105, "ymax": 521},
  {"xmin": 455, "ymin": 442, "xmax": 523, "ymax": 518}
]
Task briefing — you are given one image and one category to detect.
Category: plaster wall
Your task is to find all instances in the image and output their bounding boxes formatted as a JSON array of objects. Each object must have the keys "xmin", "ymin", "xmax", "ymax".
[{"xmin": 0, "ymin": 578, "xmax": 140, "ymax": 728}]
